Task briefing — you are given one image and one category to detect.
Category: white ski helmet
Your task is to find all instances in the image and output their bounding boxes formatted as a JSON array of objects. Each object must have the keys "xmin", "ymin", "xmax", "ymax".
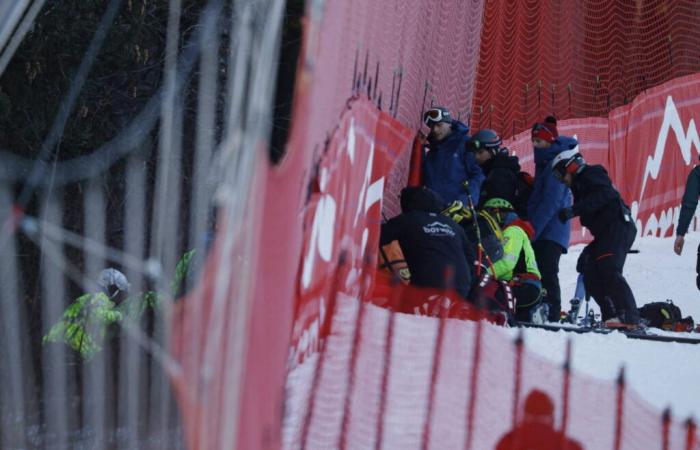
[
  {"xmin": 98, "ymin": 268, "xmax": 130, "ymax": 298},
  {"xmin": 551, "ymin": 148, "xmax": 585, "ymax": 179}
]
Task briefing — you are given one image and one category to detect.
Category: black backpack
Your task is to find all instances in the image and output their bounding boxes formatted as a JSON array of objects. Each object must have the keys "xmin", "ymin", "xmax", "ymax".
[{"xmin": 639, "ymin": 300, "xmax": 694, "ymax": 331}]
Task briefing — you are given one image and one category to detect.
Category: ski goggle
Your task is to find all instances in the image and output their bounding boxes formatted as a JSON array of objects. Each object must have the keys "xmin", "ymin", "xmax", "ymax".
[
  {"xmin": 423, "ymin": 108, "xmax": 447, "ymax": 126},
  {"xmin": 552, "ymin": 159, "xmax": 580, "ymax": 180}
]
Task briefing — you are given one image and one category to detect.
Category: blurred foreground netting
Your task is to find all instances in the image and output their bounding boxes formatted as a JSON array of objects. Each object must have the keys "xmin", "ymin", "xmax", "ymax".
[{"xmin": 0, "ymin": 0, "xmax": 285, "ymax": 448}]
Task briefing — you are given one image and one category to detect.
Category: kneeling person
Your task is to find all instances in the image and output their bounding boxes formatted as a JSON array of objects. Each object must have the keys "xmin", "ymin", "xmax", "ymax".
[
  {"xmin": 380, "ymin": 186, "xmax": 475, "ymax": 298},
  {"xmin": 482, "ymin": 198, "xmax": 543, "ymax": 322}
]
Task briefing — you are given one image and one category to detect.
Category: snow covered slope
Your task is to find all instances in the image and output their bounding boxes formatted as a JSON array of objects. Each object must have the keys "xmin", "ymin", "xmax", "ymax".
[{"xmin": 509, "ymin": 234, "xmax": 700, "ymax": 419}]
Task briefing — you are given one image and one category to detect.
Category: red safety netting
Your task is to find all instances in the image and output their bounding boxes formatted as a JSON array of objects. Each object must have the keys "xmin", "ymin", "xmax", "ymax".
[
  {"xmin": 283, "ymin": 283, "xmax": 700, "ymax": 450},
  {"xmin": 299, "ymin": 0, "xmax": 485, "ymax": 218},
  {"xmin": 170, "ymin": 0, "xmax": 488, "ymax": 442},
  {"xmin": 281, "ymin": 88, "xmax": 700, "ymax": 449},
  {"xmin": 171, "ymin": 0, "xmax": 700, "ymax": 447},
  {"xmin": 504, "ymin": 73, "xmax": 700, "ymax": 244},
  {"xmin": 471, "ymin": 0, "xmax": 700, "ymax": 139}
]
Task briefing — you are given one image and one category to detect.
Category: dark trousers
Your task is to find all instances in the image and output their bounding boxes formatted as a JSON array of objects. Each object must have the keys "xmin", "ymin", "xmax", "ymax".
[
  {"xmin": 578, "ymin": 221, "xmax": 639, "ymax": 323},
  {"xmin": 512, "ymin": 282, "xmax": 542, "ymax": 322},
  {"xmin": 533, "ymin": 240, "xmax": 564, "ymax": 321}
]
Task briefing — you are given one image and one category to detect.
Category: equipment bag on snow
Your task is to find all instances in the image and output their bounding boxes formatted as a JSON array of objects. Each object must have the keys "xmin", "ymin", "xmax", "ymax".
[{"xmin": 639, "ymin": 300, "xmax": 695, "ymax": 332}]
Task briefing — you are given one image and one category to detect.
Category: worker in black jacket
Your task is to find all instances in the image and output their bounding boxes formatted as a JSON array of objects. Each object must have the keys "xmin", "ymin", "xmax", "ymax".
[
  {"xmin": 553, "ymin": 149, "xmax": 640, "ymax": 325},
  {"xmin": 465, "ymin": 129, "xmax": 521, "ymax": 209},
  {"xmin": 673, "ymin": 164, "xmax": 700, "ymax": 290},
  {"xmin": 380, "ymin": 186, "xmax": 475, "ymax": 298}
]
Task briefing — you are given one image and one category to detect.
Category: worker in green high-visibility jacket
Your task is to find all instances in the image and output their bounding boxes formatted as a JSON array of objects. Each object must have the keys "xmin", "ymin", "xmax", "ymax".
[{"xmin": 44, "ymin": 250, "xmax": 195, "ymax": 359}]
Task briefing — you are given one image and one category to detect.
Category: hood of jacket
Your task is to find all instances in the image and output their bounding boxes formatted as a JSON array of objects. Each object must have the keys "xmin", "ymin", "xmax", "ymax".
[
  {"xmin": 504, "ymin": 218, "xmax": 536, "ymax": 240},
  {"xmin": 400, "ymin": 186, "xmax": 445, "ymax": 213},
  {"xmin": 483, "ymin": 148, "xmax": 520, "ymax": 174}
]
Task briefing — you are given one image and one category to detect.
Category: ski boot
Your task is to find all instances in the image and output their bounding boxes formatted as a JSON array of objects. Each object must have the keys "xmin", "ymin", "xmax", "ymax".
[
  {"xmin": 529, "ymin": 303, "xmax": 549, "ymax": 325},
  {"xmin": 567, "ymin": 298, "xmax": 581, "ymax": 324}
]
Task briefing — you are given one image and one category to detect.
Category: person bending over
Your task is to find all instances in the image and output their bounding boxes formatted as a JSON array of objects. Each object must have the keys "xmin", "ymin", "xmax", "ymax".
[
  {"xmin": 553, "ymin": 149, "xmax": 639, "ymax": 325},
  {"xmin": 380, "ymin": 186, "xmax": 475, "ymax": 298}
]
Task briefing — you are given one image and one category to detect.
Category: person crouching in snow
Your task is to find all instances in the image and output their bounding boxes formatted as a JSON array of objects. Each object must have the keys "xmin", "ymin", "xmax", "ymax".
[
  {"xmin": 380, "ymin": 186, "xmax": 475, "ymax": 299},
  {"xmin": 552, "ymin": 149, "xmax": 640, "ymax": 325},
  {"xmin": 481, "ymin": 198, "xmax": 545, "ymax": 322}
]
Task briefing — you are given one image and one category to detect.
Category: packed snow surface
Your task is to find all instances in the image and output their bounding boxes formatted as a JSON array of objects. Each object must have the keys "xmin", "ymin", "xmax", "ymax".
[{"xmin": 507, "ymin": 234, "xmax": 700, "ymax": 419}]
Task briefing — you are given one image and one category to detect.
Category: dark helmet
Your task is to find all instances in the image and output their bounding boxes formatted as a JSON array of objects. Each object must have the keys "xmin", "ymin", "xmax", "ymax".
[
  {"xmin": 551, "ymin": 148, "xmax": 586, "ymax": 180},
  {"xmin": 466, "ymin": 129, "xmax": 502, "ymax": 154}
]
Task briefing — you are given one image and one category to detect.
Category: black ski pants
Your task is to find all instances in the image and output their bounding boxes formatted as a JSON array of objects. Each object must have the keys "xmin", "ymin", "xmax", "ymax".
[
  {"xmin": 578, "ymin": 220, "xmax": 639, "ymax": 323},
  {"xmin": 532, "ymin": 240, "xmax": 564, "ymax": 321}
]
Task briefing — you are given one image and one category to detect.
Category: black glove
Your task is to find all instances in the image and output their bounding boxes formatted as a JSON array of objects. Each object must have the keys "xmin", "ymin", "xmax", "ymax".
[
  {"xmin": 558, "ymin": 207, "xmax": 574, "ymax": 223},
  {"xmin": 696, "ymin": 274, "xmax": 700, "ymax": 291}
]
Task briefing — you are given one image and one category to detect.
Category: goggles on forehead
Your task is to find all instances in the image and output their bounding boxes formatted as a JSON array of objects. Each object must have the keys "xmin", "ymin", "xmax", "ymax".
[{"xmin": 423, "ymin": 108, "xmax": 447, "ymax": 126}]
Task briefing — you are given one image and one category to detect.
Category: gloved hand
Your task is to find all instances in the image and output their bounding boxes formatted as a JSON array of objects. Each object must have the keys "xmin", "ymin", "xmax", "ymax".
[
  {"xmin": 558, "ymin": 207, "xmax": 574, "ymax": 223},
  {"xmin": 696, "ymin": 273, "xmax": 700, "ymax": 291},
  {"xmin": 674, "ymin": 235, "xmax": 684, "ymax": 255},
  {"xmin": 441, "ymin": 200, "xmax": 472, "ymax": 223}
]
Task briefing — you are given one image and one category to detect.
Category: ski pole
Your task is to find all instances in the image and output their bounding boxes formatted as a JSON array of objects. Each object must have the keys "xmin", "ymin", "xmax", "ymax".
[{"xmin": 462, "ymin": 181, "xmax": 498, "ymax": 278}]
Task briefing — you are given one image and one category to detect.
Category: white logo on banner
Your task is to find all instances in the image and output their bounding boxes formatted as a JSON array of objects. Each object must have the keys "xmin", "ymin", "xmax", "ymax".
[
  {"xmin": 295, "ymin": 114, "xmax": 388, "ymax": 365},
  {"xmin": 639, "ymin": 96, "xmax": 700, "ymax": 201},
  {"xmin": 633, "ymin": 96, "xmax": 699, "ymax": 236},
  {"xmin": 302, "ymin": 166, "xmax": 337, "ymax": 290},
  {"xmin": 301, "ymin": 117, "xmax": 385, "ymax": 289}
]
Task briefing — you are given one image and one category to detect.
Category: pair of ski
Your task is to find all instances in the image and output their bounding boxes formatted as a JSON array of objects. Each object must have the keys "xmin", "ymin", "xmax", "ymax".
[
  {"xmin": 519, "ymin": 274, "xmax": 700, "ymax": 344},
  {"xmin": 518, "ymin": 320, "xmax": 700, "ymax": 344}
]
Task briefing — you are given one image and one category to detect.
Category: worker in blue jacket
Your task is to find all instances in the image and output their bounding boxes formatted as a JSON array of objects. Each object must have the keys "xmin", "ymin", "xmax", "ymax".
[
  {"xmin": 422, "ymin": 107, "xmax": 484, "ymax": 206},
  {"xmin": 527, "ymin": 116, "xmax": 576, "ymax": 321}
]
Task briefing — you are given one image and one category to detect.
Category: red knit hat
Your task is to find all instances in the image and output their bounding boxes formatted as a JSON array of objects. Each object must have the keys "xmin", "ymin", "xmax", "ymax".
[{"xmin": 531, "ymin": 116, "xmax": 558, "ymax": 144}]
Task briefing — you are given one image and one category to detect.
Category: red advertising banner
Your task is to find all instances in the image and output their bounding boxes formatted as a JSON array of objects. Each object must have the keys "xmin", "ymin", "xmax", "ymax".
[
  {"xmin": 609, "ymin": 73, "xmax": 700, "ymax": 238},
  {"xmin": 504, "ymin": 73, "xmax": 700, "ymax": 245},
  {"xmin": 290, "ymin": 98, "xmax": 413, "ymax": 366}
]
